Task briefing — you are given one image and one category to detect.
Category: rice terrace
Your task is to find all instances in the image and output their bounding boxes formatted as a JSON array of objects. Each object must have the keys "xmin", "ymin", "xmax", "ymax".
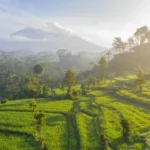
[
  {"xmin": 0, "ymin": 73, "xmax": 150, "ymax": 149},
  {"xmin": 0, "ymin": 0, "xmax": 150, "ymax": 150}
]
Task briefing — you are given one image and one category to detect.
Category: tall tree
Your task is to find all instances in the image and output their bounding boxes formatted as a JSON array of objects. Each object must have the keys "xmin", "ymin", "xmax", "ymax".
[
  {"xmin": 134, "ymin": 26, "xmax": 148, "ymax": 45},
  {"xmin": 112, "ymin": 37, "xmax": 127, "ymax": 53},
  {"xmin": 105, "ymin": 50, "xmax": 111, "ymax": 62},
  {"xmin": 127, "ymin": 37, "xmax": 136, "ymax": 52},
  {"xmin": 99, "ymin": 56, "xmax": 108, "ymax": 77},
  {"xmin": 64, "ymin": 69, "xmax": 76, "ymax": 95},
  {"xmin": 33, "ymin": 64, "xmax": 43, "ymax": 78}
]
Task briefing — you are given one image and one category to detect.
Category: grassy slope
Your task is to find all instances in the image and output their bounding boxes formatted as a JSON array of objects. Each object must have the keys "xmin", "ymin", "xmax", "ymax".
[{"xmin": 0, "ymin": 81, "xmax": 150, "ymax": 149}]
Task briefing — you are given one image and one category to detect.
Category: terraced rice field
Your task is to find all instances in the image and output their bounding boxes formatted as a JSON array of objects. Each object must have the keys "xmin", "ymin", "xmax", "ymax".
[{"xmin": 0, "ymin": 87, "xmax": 150, "ymax": 149}]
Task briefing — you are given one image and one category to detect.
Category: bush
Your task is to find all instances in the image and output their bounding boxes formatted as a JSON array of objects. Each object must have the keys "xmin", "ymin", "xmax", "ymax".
[
  {"xmin": 65, "ymin": 93, "xmax": 73, "ymax": 99},
  {"xmin": 72, "ymin": 89, "xmax": 79, "ymax": 99},
  {"xmin": 1, "ymin": 98, "xmax": 8, "ymax": 104},
  {"xmin": 117, "ymin": 143, "xmax": 128, "ymax": 150}
]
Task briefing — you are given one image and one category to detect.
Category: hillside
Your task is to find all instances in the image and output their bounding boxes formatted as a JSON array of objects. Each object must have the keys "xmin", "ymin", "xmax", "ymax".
[
  {"xmin": 0, "ymin": 77, "xmax": 150, "ymax": 150},
  {"xmin": 1, "ymin": 1, "xmax": 150, "ymax": 149}
]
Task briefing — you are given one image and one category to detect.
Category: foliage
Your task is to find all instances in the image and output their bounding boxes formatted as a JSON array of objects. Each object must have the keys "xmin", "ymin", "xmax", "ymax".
[
  {"xmin": 112, "ymin": 37, "xmax": 127, "ymax": 53},
  {"xmin": 29, "ymin": 100, "xmax": 37, "ymax": 112},
  {"xmin": 33, "ymin": 64, "xmax": 43, "ymax": 77},
  {"xmin": 135, "ymin": 78, "xmax": 146, "ymax": 93},
  {"xmin": 99, "ymin": 56, "xmax": 108, "ymax": 73},
  {"xmin": 90, "ymin": 76, "xmax": 99, "ymax": 88},
  {"xmin": 34, "ymin": 111, "xmax": 46, "ymax": 149},
  {"xmin": 1, "ymin": 98, "xmax": 8, "ymax": 104},
  {"xmin": 72, "ymin": 89, "xmax": 79, "ymax": 99},
  {"xmin": 121, "ymin": 118, "xmax": 131, "ymax": 142},
  {"xmin": 0, "ymin": 24, "xmax": 150, "ymax": 150},
  {"xmin": 0, "ymin": 80, "xmax": 150, "ymax": 150},
  {"xmin": 21, "ymin": 75, "xmax": 50, "ymax": 98},
  {"xmin": 64, "ymin": 69, "xmax": 76, "ymax": 95}
]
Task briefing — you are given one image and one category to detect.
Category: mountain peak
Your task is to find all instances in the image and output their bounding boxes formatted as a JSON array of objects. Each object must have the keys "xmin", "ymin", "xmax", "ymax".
[
  {"xmin": 10, "ymin": 22, "xmax": 73, "ymax": 40},
  {"xmin": 0, "ymin": 22, "xmax": 105, "ymax": 52},
  {"xmin": 10, "ymin": 27, "xmax": 48, "ymax": 39}
]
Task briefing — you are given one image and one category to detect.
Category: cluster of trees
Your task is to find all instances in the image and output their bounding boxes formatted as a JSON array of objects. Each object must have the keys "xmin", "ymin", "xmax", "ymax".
[
  {"xmin": 77, "ymin": 56, "xmax": 108, "ymax": 85},
  {"xmin": 0, "ymin": 64, "xmax": 49, "ymax": 99},
  {"xmin": 112, "ymin": 26, "xmax": 150, "ymax": 53},
  {"xmin": 78, "ymin": 25, "xmax": 150, "ymax": 78},
  {"xmin": 110, "ymin": 26, "xmax": 150, "ymax": 75},
  {"xmin": 0, "ymin": 25, "xmax": 150, "ymax": 100},
  {"xmin": 0, "ymin": 48, "xmax": 100, "ymax": 100},
  {"xmin": 112, "ymin": 66, "xmax": 148, "ymax": 94},
  {"xmin": 0, "ymin": 50, "xmax": 109, "ymax": 100},
  {"xmin": 56, "ymin": 49, "xmax": 93, "ymax": 71}
]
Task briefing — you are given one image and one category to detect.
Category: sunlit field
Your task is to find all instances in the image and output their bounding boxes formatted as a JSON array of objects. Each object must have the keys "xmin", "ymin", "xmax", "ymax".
[{"xmin": 0, "ymin": 77, "xmax": 150, "ymax": 150}]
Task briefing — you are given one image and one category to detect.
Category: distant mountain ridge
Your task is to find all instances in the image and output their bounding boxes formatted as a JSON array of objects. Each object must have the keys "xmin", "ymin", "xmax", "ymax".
[{"xmin": 0, "ymin": 23, "xmax": 105, "ymax": 53}]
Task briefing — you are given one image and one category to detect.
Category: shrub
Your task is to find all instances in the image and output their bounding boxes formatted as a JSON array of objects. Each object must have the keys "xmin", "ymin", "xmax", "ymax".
[
  {"xmin": 72, "ymin": 89, "xmax": 79, "ymax": 99},
  {"xmin": 29, "ymin": 100, "xmax": 37, "ymax": 112},
  {"xmin": 65, "ymin": 93, "xmax": 73, "ymax": 99},
  {"xmin": 117, "ymin": 143, "xmax": 128, "ymax": 150},
  {"xmin": 1, "ymin": 98, "xmax": 8, "ymax": 104}
]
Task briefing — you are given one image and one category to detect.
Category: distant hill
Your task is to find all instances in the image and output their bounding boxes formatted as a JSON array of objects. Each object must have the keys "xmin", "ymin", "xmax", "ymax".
[{"xmin": 0, "ymin": 23, "xmax": 105, "ymax": 53}]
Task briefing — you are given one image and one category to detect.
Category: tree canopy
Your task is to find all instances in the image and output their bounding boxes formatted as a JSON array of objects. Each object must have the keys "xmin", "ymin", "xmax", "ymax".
[{"xmin": 64, "ymin": 69, "xmax": 76, "ymax": 95}]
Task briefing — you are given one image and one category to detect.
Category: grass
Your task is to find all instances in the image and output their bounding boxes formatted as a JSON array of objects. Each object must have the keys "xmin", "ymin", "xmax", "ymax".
[
  {"xmin": 0, "ymin": 79, "xmax": 150, "ymax": 150},
  {"xmin": 0, "ymin": 98, "xmax": 73, "ymax": 113},
  {"xmin": 117, "ymin": 90, "xmax": 150, "ymax": 106},
  {"xmin": 0, "ymin": 111, "xmax": 68, "ymax": 150},
  {"xmin": 76, "ymin": 113, "xmax": 100, "ymax": 150},
  {"xmin": 99, "ymin": 107, "xmax": 122, "ymax": 149}
]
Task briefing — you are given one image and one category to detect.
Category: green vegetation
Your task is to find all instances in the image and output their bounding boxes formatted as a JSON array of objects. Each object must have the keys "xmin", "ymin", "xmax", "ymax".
[
  {"xmin": 64, "ymin": 69, "xmax": 76, "ymax": 96},
  {"xmin": 0, "ymin": 25, "xmax": 150, "ymax": 149},
  {"xmin": 1, "ymin": 80, "xmax": 150, "ymax": 149}
]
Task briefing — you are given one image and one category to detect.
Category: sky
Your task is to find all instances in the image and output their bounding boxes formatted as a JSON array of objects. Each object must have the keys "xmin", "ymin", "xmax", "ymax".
[{"xmin": 0, "ymin": 0, "xmax": 150, "ymax": 47}]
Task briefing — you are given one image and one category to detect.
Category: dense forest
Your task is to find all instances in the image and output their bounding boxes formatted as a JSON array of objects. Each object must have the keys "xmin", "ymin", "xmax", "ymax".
[{"xmin": 0, "ymin": 26, "xmax": 150, "ymax": 150}]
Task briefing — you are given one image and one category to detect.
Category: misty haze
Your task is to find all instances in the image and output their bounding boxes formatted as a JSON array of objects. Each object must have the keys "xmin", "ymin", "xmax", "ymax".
[{"xmin": 0, "ymin": 0, "xmax": 150, "ymax": 150}]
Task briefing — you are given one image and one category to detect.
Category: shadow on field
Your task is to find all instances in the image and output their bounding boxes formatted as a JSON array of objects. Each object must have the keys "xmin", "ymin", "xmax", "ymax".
[
  {"xmin": 46, "ymin": 115, "xmax": 65, "ymax": 126},
  {"xmin": 0, "ymin": 103, "xmax": 24, "ymax": 109},
  {"xmin": 111, "ymin": 92, "xmax": 150, "ymax": 112},
  {"xmin": 140, "ymin": 127, "xmax": 150, "ymax": 133},
  {"xmin": 111, "ymin": 137, "xmax": 124, "ymax": 149},
  {"xmin": 0, "ymin": 122, "xmax": 24, "ymax": 128},
  {"xmin": 0, "ymin": 129, "xmax": 45, "ymax": 150},
  {"xmin": 36, "ymin": 98, "xmax": 50, "ymax": 103},
  {"xmin": 96, "ymin": 90, "xmax": 150, "ymax": 114}
]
